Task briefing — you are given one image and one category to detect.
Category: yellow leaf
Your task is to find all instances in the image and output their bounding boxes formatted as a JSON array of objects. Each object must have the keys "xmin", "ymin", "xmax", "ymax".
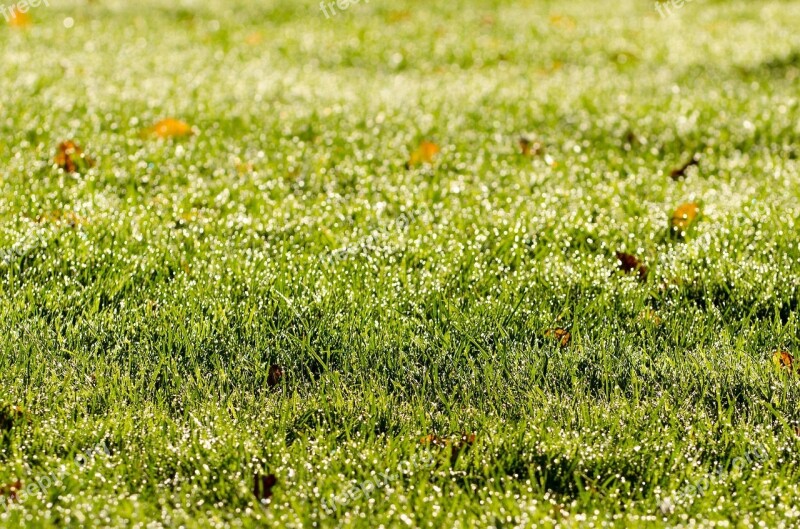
[{"xmin": 145, "ymin": 118, "xmax": 194, "ymax": 139}]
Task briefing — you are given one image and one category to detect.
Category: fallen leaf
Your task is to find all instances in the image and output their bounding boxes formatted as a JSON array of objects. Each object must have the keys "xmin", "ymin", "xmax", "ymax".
[
  {"xmin": 0, "ymin": 403, "xmax": 26, "ymax": 431},
  {"xmin": 616, "ymin": 252, "xmax": 649, "ymax": 280},
  {"xmin": 544, "ymin": 328, "xmax": 571, "ymax": 347},
  {"xmin": 638, "ymin": 309, "xmax": 662, "ymax": 326},
  {"xmin": 236, "ymin": 161, "xmax": 255, "ymax": 174},
  {"xmin": 550, "ymin": 502, "xmax": 570, "ymax": 520},
  {"xmin": 245, "ymin": 32, "xmax": 264, "ymax": 45},
  {"xmin": 35, "ymin": 210, "xmax": 88, "ymax": 228},
  {"xmin": 54, "ymin": 140, "xmax": 94, "ymax": 173},
  {"xmin": 537, "ymin": 60, "xmax": 564, "ymax": 76},
  {"xmin": 519, "ymin": 135, "xmax": 544, "ymax": 157},
  {"xmin": 420, "ymin": 434, "xmax": 448, "ymax": 447},
  {"xmin": 386, "ymin": 10, "xmax": 412, "ymax": 23},
  {"xmin": 420, "ymin": 433, "xmax": 476, "ymax": 465},
  {"xmin": 8, "ymin": 11, "xmax": 31, "ymax": 28},
  {"xmin": 267, "ymin": 364, "xmax": 283, "ymax": 388},
  {"xmin": 450, "ymin": 433, "xmax": 476, "ymax": 464},
  {"xmin": 253, "ymin": 473, "xmax": 277, "ymax": 504},
  {"xmin": 0, "ymin": 480, "xmax": 22, "ymax": 503},
  {"xmin": 670, "ymin": 154, "xmax": 700, "ymax": 181},
  {"xmin": 670, "ymin": 202, "xmax": 700, "ymax": 237},
  {"xmin": 458, "ymin": 433, "xmax": 476, "ymax": 446},
  {"xmin": 772, "ymin": 350, "xmax": 796, "ymax": 374},
  {"xmin": 549, "ymin": 14, "xmax": 576, "ymax": 31},
  {"xmin": 406, "ymin": 141, "xmax": 440, "ymax": 168},
  {"xmin": 624, "ymin": 130, "xmax": 645, "ymax": 149},
  {"xmin": 144, "ymin": 118, "xmax": 194, "ymax": 139}
]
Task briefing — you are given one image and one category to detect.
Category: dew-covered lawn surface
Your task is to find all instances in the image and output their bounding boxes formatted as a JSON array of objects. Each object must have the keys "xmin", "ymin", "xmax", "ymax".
[{"xmin": 2, "ymin": 0, "xmax": 800, "ymax": 527}]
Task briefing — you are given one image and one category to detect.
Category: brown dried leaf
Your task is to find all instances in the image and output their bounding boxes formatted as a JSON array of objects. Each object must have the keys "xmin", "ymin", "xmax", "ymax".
[
  {"xmin": 0, "ymin": 480, "xmax": 22, "ymax": 503},
  {"xmin": 267, "ymin": 364, "xmax": 283, "ymax": 388},
  {"xmin": 670, "ymin": 154, "xmax": 700, "ymax": 181},
  {"xmin": 624, "ymin": 130, "xmax": 646, "ymax": 149},
  {"xmin": 519, "ymin": 135, "xmax": 544, "ymax": 157},
  {"xmin": 616, "ymin": 252, "xmax": 649, "ymax": 280},
  {"xmin": 253, "ymin": 473, "xmax": 277, "ymax": 504},
  {"xmin": 0, "ymin": 404, "xmax": 25, "ymax": 431},
  {"xmin": 54, "ymin": 140, "xmax": 94, "ymax": 173}
]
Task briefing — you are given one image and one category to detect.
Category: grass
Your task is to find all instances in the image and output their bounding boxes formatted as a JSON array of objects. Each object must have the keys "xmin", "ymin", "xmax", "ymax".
[{"xmin": 1, "ymin": 0, "xmax": 800, "ymax": 527}]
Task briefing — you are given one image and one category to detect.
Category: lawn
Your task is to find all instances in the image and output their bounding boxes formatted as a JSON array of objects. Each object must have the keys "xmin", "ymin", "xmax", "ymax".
[{"xmin": 2, "ymin": 0, "xmax": 800, "ymax": 527}]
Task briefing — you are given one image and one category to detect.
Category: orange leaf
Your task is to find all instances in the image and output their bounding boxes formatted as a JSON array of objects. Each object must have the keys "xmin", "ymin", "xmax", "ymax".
[
  {"xmin": 544, "ymin": 328, "xmax": 571, "ymax": 347},
  {"xmin": 670, "ymin": 202, "xmax": 700, "ymax": 237},
  {"xmin": 145, "ymin": 118, "xmax": 194, "ymax": 139},
  {"xmin": 772, "ymin": 350, "xmax": 796, "ymax": 374},
  {"xmin": 8, "ymin": 11, "xmax": 31, "ymax": 28},
  {"xmin": 407, "ymin": 141, "xmax": 440, "ymax": 168}
]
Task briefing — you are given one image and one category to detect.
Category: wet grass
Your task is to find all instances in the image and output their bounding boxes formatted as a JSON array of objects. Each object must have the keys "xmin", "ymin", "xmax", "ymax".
[{"xmin": 1, "ymin": 0, "xmax": 800, "ymax": 527}]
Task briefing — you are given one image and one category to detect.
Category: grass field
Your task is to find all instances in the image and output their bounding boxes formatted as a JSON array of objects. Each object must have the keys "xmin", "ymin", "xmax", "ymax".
[{"xmin": 2, "ymin": 0, "xmax": 800, "ymax": 527}]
